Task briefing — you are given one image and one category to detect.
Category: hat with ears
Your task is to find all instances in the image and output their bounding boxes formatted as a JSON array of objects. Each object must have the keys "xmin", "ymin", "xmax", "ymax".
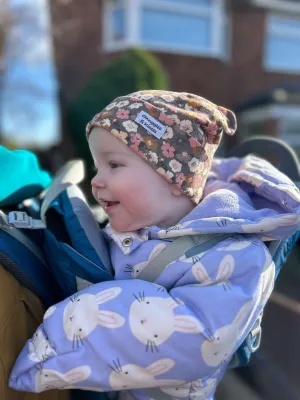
[{"xmin": 86, "ymin": 90, "xmax": 237, "ymax": 204}]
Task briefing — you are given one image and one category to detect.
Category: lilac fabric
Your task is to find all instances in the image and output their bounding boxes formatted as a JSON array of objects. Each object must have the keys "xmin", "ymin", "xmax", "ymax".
[{"xmin": 9, "ymin": 155, "xmax": 300, "ymax": 400}]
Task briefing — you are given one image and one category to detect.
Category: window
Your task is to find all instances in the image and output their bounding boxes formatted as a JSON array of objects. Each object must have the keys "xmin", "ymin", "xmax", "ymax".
[
  {"xmin": 265, "ymin": 15, "xmax": 300, "ymax": 73},
  {"xmin": 105, "ymin": 0, "xmax": 126, "ymax": 42},
  {"xmin": 104, "ymin": 0, "xmax": 227, "ymax": 58}
]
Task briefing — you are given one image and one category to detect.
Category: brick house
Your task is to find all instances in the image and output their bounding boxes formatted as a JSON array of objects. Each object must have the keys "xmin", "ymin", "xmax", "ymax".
[{"xmin": 50, "ymin": 0, "xmax": 300, "ymax": 158}]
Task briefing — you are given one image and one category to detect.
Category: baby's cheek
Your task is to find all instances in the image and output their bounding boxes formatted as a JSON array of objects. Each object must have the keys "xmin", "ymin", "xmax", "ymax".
[{"xmin": 115, "ymin": 180, "xmax": 142, "ymax": 204}]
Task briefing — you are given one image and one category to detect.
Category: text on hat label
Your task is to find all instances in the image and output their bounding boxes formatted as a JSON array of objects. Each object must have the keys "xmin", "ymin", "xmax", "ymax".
[{"xmin": 135, "ymin": 111, "xmax": 166, "ymax": 139}]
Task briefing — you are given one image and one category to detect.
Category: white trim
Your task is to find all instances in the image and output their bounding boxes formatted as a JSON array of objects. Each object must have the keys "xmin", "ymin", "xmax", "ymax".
[
  {"xmin": 269, "ymin": 24, "xmax": 300, "ymax": 39},
  {"xmin": 103, "ymin": 40, "xmax": 130, "ymax": 52},
  {"xmin": 126, "ymin": 0, "xmax": 141, "ymax": 46},
  {"xmin": 142, "ymin": 0, "xmax": 212, "ymax": 17},
  {"xmin": 103, "ymin": 0, "xmax": 227, "ymax": 59},
  {"xmin": 211, "ymin": 0, "xmax": 223, "ymax": 53},
  {"xmin": 102, "ymin": 6, "xmax": 110, "ymax": 49},
  {"xmin": 239, "ymin": 105, "xmax": 300, "ymax": 123},
  {"xmin": 239, "ymin": 106, "xmax": 275, "ymax": 124},
  {"xmin": 103, "ymin": 2, "xmax": 126, "ymax": 49},
  {"xmin": 239, "ymin": 104, "xmax": 300, "ymax": 146},
  {"xmin": 268, "ymin": 14, "xmax": 300, "ymax": 39},
  {"xmin": 264, "ymin": 13, "xmax": 300, "ymax": 74},
  {"xmin": 252, "ymin": 0, "xmax": 300, "ymax": 14},
  {"xmin": 264, "ymin": 65, "xmax": 300, "ymax": 74},
  {"xmin": 104, "ymin": 41, "xmax": 224, "ymax": 58},
  {"xmin": 142, "ymin": 42, "xmax": 219, "ymax": 57},
  {"xmin": 220, "ymin": 2, "xmax": 231, "ymax": 61}
]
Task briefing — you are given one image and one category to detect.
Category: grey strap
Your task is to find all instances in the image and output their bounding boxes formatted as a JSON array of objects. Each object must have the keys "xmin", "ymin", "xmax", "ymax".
[
  {"xmin": 0, "ymin": 226, "xmax": 49, "ymax": 267},
  {"xmin": 137, "ymin": 233, "xmax": 232, "ymax": 282},
  {"xmin": 41, "ymin": 159, "xmax": 85, "ymax": 222}
]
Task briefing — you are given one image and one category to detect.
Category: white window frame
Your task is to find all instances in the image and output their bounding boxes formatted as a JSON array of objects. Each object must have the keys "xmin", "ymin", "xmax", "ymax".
[
  {"xmin": 264, "ymin": 13, "xmax": 300, "ymax": 74},
  {"xmin": 103, "ymin": 0, "xmax": 227, "ymax": 58},
  {"xmin": 239, "ymin": 104, "xmax": 300, "ymax": 146},
  {"xmin": 252, "ymin": 0, "xmax": 300, "ymax": 14}
]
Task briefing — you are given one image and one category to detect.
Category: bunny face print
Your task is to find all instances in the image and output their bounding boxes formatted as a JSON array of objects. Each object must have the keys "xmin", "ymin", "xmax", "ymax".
[
  {"xmin": 129, "ymin": 295, "xmax": 203, "ymax": 350},
  {"xmin": 201, "ymin": 301, "xmax": 253, "ymax": 367},
  {"xmin": 28, "ymin": 329, "xmax": 56, "ymax": 362},
  {"xmin": 241, "ymin": 215, "xmax": 300, "ymax": 234},
  {"xmin": 192, "ymin": 254, "xmax": 234, "ymax": 290},
  {"xmin": 35, "ymin": 366, "xmax": 91, "ymax": 392},
  {"xmin": 160, "ymin": 382, "xmax": 191, "ymax": 398},
  {"xmin": 108, "ymin": 358, "xmax": 184, "ymax": 390},
  {"xmin": 160, "ymin": 378, "xmax": 217, "ymax": 399},
  {"xmin": 63, "ymin": 288, "xmax": 125, "ymax": 345}
]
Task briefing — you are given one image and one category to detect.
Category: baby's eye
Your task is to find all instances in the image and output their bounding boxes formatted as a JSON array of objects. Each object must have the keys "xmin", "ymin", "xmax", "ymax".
[{"xmin": 109, "ymin": 162, "xmax": 121, "ymax": 169}]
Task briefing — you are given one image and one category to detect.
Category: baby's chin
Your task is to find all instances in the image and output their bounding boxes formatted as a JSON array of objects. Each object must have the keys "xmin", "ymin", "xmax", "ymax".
[{"xmin": 109, "ymin": 219, "xmax": 144, "ymax": 233}]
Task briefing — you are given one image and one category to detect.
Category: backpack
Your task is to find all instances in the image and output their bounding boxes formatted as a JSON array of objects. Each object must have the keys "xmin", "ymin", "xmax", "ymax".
[
  {"xmin": 0, "ymin": 159, "xmax": 113, "ymax": 307},
  {"xmin": 0, "ymin": 157, "xmax": 113, "ymax": 400}
]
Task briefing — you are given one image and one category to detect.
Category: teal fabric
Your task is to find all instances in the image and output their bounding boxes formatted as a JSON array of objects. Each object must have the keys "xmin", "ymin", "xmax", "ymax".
[{"xmin": 0, "ymin": 146, "xmax": 52, "ymax": 206}]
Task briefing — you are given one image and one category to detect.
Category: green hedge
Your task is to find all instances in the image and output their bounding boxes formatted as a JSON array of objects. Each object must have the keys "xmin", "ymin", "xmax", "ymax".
[{"xmin": 68, "ymin": 48, "xmax": 168, "ymax": 182}]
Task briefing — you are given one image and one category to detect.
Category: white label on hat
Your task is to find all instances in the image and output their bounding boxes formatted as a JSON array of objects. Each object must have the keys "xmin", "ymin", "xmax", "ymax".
[{"xmin": 135, "ymin": 111, "xmax": 166, "ymax": 139}]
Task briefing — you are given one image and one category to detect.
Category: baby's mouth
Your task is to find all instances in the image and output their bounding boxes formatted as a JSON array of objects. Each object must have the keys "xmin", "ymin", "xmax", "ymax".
[{"xmin": 100, "ymin": 200, "xmax": 120, "ymax": 211}]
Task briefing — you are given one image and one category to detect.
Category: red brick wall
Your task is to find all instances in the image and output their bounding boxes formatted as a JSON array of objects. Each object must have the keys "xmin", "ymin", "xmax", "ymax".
[
  {"xmin": 49, "ymin": 0, "xmax": 232, "ymax": 106},
  {"xmin": 50, "ymin": 0, "xmax": 106, "ymax": 101},
  {"xmin": 49, "ymin": 1, "xmax": 300, "ymax": 156},
  {"xmin": 153, "ymin": 53, "xmax": 230, "ymax": 106},
  {"xmin": 50, "ymin": 2, "xmax": 300, "ymax": 106}
]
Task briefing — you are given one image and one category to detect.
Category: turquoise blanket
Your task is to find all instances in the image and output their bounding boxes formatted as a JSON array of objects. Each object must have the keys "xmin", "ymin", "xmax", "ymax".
[{"xmin": 0, "ymin": 146, "xmax": 52, "ymax": 207}]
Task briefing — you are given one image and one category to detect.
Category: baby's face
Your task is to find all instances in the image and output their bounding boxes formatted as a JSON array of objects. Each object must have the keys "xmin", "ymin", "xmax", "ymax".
[{"xmin": 89, "ymin": 127, "xmax": 189, "ymax": 232}]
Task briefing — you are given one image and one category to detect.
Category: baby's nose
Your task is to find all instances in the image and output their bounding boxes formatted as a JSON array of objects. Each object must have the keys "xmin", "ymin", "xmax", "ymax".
[{"xmin": 91, "ymin": 175, "xmax": 107, "ymax": 188}]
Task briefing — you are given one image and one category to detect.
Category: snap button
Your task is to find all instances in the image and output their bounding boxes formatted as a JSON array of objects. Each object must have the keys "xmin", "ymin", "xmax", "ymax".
[{"xmin": 122, "ymin": 238, "xmax": 133, "ymax": 247}]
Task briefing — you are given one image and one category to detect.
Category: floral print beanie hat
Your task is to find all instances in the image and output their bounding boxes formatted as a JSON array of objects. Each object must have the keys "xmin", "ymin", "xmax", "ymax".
[{"xmin": 86, "ymin": 90, "xmax": 237, "ymax": 204}]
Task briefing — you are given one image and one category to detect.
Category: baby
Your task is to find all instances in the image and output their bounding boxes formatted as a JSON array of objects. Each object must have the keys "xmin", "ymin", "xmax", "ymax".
[
  {"xmin": 10, "ymin": 90, "xmax": 300, "ymax": 400},
  {"xmin": 84, "ymin": 91, "xmax": 271, "ymax": 398}
]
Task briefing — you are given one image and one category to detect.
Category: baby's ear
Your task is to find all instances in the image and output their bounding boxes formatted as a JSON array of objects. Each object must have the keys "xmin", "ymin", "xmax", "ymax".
[{"xmin": 171, "ymin": 184, "xmax": 182, "ymax": 196}]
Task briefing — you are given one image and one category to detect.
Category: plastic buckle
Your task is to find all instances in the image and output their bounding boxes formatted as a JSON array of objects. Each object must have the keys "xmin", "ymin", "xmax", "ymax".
[
  {"xmin": 246, "ymin": 311, "xmax": 263, "ymax": 353},
  {"xmin": 8, "ymin": 211, "xmax": 46, "ymax": 229},
  {"xmin": 0, "ymin": 210, "xmax": 45, "ymax": 229},
  {"xmin": 8, "ymin": 211, "xmax": 34, "ymax": 228}
]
